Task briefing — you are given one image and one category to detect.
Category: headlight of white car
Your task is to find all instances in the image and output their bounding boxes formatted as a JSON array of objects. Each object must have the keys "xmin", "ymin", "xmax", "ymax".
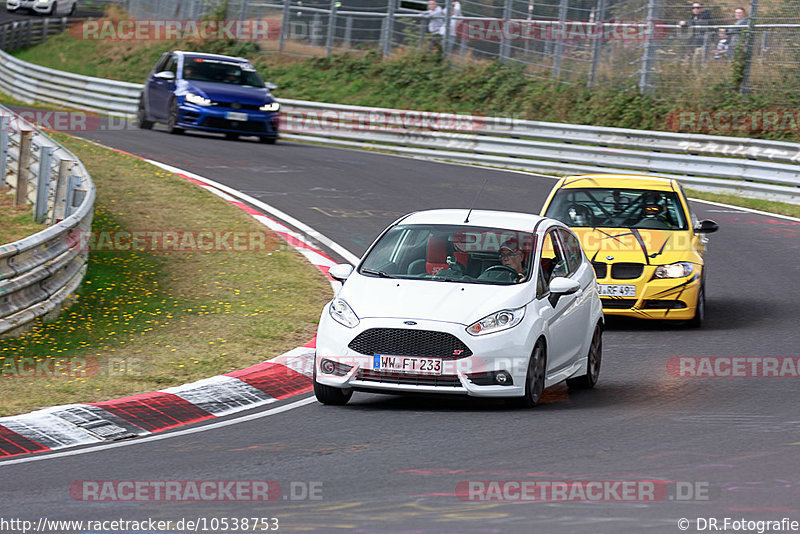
[
  {"xmin": 260, "ymin": 101, "xmax": 280, "ymax": 112},
  {"xmin": 185, "ymin": 93, "xmax": 211, "ymax": 106},
  {"xmin": 329, "ymin": 298, "xmax": 359, "ymax": 328},
  {"xmin": 466, "ymin": 306, "xmax": 525, "ymax": 336},
  {"xmin": 653, "ymin": 262, "xmax": 694, "ymax": 279}
]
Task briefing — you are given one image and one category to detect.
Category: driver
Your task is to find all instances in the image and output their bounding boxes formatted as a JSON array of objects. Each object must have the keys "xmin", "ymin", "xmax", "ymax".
[
  {"xmin": 498, "ymin": 239, "xmax": 527, "ymax": 283},
  {"xmin": 641, "ymin": 191, "xmax": 672, "ymax": 227}
]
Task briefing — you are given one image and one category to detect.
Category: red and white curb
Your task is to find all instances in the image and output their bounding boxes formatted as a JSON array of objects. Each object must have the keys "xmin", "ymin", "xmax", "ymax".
[{"xmin": 0, "ymin": 151, "xmax": 352, "ymax": 459}]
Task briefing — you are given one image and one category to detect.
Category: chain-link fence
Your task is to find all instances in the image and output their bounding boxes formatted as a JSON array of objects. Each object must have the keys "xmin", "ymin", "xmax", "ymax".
[{"xmin": 118, "ymin": 0, "xmax": 800, "ymax": 96}]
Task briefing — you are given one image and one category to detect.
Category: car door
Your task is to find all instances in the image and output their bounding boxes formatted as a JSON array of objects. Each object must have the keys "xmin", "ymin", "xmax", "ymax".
[
  {"xmin": 557, "ymin": 227, "xmax": 596, "ymax": 361},
  {"xmin": 538, "ymin": 228, "xmax": 584, "ymax": 373},
  {"xmin": 148, "ymin": 54, "xmax": 177, "ymax": 121}
]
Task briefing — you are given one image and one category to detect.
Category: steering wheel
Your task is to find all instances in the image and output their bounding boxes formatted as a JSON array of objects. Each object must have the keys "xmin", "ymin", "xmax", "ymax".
[
  {"xmin": 481, "ymin": 265, "xmax": 519, "ymax": 282},
  {"xmin": 566, "ymin": 203, "xmax": 593, "ymax": 226}
]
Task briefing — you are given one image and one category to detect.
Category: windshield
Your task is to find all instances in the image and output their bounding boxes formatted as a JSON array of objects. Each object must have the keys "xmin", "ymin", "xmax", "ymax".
[
  {"xmin": 544, "ymin": 188, "xmax": 688, "ymax": 230},
  {"xmin": 359, "ymin": 224, "xmax": 536, "ymax": 285},
  {"xmin": 182, "ymin": 58, "xmax": 264, "ymax": 87}
]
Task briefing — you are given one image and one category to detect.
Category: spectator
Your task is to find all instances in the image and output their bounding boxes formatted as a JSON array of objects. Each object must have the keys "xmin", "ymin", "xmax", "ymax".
[
  {"xmin": 422, "ymin": 0, "xmax": 445, "ymax": 51},
  {"xmin": 727, "ymin": 6, "xmax": 748, "ymax": 59},
  {"xmin": 712, "ymin": 27, "xmax": 729, "ymax": 59},
  {"xmin": 678, "ymin": 2, "xmax": 714, "ymax": 59},
  {"xmin": 449, "ymin": 0, "xmax": 462, "ymax": 47}
]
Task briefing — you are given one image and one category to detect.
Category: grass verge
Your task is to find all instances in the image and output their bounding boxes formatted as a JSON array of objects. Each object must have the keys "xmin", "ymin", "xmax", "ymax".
[
  {"xmin": 0, "ymin": 190, "xmax": 46, "ymax": 244},
  {"xmin": 0, "ymin": 134, "xmax": 332, "ymax": 417}
]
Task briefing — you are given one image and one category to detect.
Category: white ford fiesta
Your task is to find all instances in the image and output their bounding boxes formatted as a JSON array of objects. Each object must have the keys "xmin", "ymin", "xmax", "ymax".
[{"xmin": 314, "ymin": 209, "xmax": 604, "ymax": 407}]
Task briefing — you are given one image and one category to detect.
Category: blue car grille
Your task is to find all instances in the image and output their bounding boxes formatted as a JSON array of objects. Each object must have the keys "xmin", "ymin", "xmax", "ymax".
[{"xmin": 201, "ymin": 117, "xmax": 268, "ymax": 133}]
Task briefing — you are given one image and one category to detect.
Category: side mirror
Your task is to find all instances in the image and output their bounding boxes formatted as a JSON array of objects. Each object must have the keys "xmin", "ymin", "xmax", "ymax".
[
  {"xmin": 265, "ymin": 82, "xmax": 277, "ymax": 91},
  {"xmin": 154, "ymin": 71, "xmax": 176, "ymax": 81},
  {"xmin": 328, "ymin": 264, "xmax": 354, "ymax": 282},
  {"xmin": 548, "ymin": 277, "xmax": 580, "ymax": 307},
  {"xmin": 694, "ymin": 219, "xmax": 719, "ymax": 234}
]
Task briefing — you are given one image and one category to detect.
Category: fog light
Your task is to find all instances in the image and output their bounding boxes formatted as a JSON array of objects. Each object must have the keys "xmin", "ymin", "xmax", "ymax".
[
  {"xmin": 320, "ymin": 359, "xmax": 336, "ymax": 374},
  {"xmin": 495, "ymin": 371, "xmax": 512, "ymax": 385}
]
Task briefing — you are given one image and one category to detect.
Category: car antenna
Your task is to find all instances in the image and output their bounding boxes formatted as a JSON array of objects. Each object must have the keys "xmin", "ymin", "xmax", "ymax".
[{"xmin": 464, "ymin": 177, "xmax": 489, "ymax": 223}]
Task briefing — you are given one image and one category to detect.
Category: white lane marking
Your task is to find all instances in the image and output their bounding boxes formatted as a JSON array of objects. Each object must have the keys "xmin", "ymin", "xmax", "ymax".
[
  {"xmin": 0, "ymin": 396, "xmax": 318, "ymax": 467},
  {"xmin": 141, "ymin": 159, "xmax": 361, "ymax": 266}
]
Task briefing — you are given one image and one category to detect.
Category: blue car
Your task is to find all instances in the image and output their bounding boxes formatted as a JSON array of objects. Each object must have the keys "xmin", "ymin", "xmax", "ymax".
[{"xmin": 138, "ymin": 51, "xmax": 280, "ymax": 144}]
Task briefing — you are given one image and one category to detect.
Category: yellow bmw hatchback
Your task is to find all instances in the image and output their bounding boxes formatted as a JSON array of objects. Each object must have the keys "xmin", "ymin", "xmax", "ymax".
[{"xmin": 541, "ymin": 174, "xmax": 719, "ymax": 326}]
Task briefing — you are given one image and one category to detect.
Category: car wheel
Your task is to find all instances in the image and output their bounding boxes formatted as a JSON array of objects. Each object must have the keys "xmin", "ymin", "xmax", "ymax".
[
  {"xmin": 687, "ymin": 282, "xmax": 705, "ymax": 328},
  {"xmin": 137, "ymin": 98, "xmax": 153, "ymax": 130},
  {"xmin": 48, "ymin": 2, "xmax": 57, "ymax": 16},
  {"xmin": 68, "ymin": 2, "xmax": 76, "ymax": 16},
  {"xmin": 166, "ymin": 99, "xmax": 184, "ymax": 135},
  {"xmin": 566, "ymin": 323, "xmax": 602, "ymax": 389},
  {"xmin": 313, "ymin": 366, "xmax": 353, "ymax": 406},
  {"xmin": 260, "ymin": 136, "xmax": 277, "ymax": 144},
  {"xmin": 515, "ymin": 342, "xmax": 546, "ymax": 408}
]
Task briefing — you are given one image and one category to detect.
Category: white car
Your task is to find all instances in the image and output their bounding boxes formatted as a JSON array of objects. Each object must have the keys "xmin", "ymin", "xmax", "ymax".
[
  {"xmin": 314, "ymin": 209, "xmax": 604, "ymax": 407},
  {"xmin": 6, "ymin": 0, "xmax": 77, "ymax": 16}
]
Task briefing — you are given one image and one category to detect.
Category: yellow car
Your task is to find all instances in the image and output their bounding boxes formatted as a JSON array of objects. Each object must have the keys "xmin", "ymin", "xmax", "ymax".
[{"xmin": 540, "ymin": 174, "xmax": 718, "ymax": 326}]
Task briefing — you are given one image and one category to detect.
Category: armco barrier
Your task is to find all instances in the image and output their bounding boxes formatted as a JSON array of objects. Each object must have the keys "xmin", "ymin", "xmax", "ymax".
[
  {"xmin": 0, "ymin": 104, "xmax": 95, "ymax": 336},
  {"xmin": 1, "ymin": 33, "xmax": 799, "ymax": 201}
]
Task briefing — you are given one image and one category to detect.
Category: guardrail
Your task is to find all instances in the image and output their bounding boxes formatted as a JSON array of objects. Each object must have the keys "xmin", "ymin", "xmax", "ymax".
[
  {"xmin": 0, "ymin": 16, "xmax": 74, "ymax": 52},
  {"xmin": 0, "ymin": 103, "xmax": 95, "ymax": 336},
  {"xmin": 1, "ymin": 40, "xmax": 799, "ymax": 202}
]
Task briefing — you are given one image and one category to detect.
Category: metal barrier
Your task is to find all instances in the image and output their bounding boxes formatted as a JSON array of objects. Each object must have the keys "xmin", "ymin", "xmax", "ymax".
[
  {"xmin": 0, "ymin": 16, "xmax": 74, "ymax": 52},
  {"xmin": 1, "ymin": 35, "xmax": 799, "ymax": 201},
  {"xmin": 0, "ymin": 104, "xmax": 95, "ymax": 336}
]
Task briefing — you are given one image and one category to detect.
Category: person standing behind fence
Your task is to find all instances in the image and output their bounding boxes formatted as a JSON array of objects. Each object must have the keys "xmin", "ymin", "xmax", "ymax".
[
  {"xmin": 678, "ymin": 2, "xmax": 714, "ymax": 60},
  {"xmin": 422, "ymin": 0, "xmax": 446, "ymax": 52},
  {"xmin": 727, "ymin": 6, "xmax": 748, "ymax": 58},
  {"xmin": 449, "ymin": 0, "xmax": 462, "ymax": 48}
]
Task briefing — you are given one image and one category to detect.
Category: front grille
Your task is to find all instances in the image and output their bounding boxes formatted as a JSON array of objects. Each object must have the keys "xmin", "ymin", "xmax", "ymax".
[
  {"xmin": 357, "ymin": 369, "xmax": 462, "ymax": 387},
  {"xmin": 202, "ymin": 117, "xmax": 266, "ymax": 133},
  {"xmin": 348, "ymin": 328, "xmax": 472, "ymax": 359},
  {"xmin": 601, "ymin": 298, "xmax": 638, "ymax": 309},
  {"xmin": 591, "ymin": 262, "xmax": 607, "ymax": 279},
  {"xmin": 642, "ymin": 300, "xmax": 687, "ymax": 310},
  {"xmin": 610, "ymin": 263, "xmax": 644, "ymax": 279},
  {"xmin": 212, "ymin": 101, "xmax": 262, "ymax": 111}
]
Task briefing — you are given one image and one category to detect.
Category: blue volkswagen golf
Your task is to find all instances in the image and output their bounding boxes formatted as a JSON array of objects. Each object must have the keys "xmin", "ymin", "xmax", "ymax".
[{"xmin": 138, "ymin": 51, "xmax": 280, "ymax": 144}]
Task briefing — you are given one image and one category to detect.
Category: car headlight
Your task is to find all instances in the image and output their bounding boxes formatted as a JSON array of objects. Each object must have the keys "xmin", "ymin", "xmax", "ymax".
[
  {"xmin": 185, "ymin": 93, "xmax": 211, "ymax": 106},
  {"xmin": 329, "ymin": 298, "xmax": 359, "ymax": 328},
  {"xmin": 653, "ymin": 262, "xmax": 694, "ymax": 279},
  {"xmin": 466, "ymin": 306, "xmax": 525, "ymax": 336},
  {"xmin": 259, "ymin": 101, "xmax": 280, "ymax": 112}
]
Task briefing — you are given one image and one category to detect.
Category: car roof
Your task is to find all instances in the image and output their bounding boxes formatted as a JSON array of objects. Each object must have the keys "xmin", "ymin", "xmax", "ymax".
[
  {"xmin": 173, "ymin": 51, "xmax": 249, "ymax": 62},
  {"xmin": 398, "ymin": 209, "xmax": 551, "ymax": 232},
  {"xmin": 559, "ymin": 174, "xmax": 678, "ymax": 192}
]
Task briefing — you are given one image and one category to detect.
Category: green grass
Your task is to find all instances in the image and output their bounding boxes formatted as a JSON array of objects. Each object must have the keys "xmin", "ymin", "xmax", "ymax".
[
  {"xmin": 0, "ymin": 135, "xmax": 332, "ymax": 417},
  {"xmin": 0, "ymin": 191, "xmax": 45, "ymax": 243}
]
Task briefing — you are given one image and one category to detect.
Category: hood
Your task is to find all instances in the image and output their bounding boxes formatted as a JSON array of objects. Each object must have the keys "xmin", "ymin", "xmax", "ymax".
[
  {"xmin": 338, "ymin": 274, "xmax": 531, "ymax": 325},
  {"xmin": 572, "ymin": 227, "xmax": 702, "ymax": 265},
  {"xmin": 183, "ymin": 81, "xmax": 271, "ymax": 105}
]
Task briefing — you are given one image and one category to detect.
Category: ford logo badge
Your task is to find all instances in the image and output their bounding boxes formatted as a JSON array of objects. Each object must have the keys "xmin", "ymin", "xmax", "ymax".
[{"xmin": 404, "ymin": 321, "xmax": 417, "ymax": 325}]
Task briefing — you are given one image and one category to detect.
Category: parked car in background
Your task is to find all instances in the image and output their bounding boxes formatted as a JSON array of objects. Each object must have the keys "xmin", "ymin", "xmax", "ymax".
[
  {"xmin": 6, "ymin": 0, "xmax": 77, "ymax": 16},
  {"xmin": 541, "ymin": 174, "xmax": 718, "ymax": 326},
  {"xmin": 138, "ymin": 51, "xmax": 280, "ymax": 144},
  {"xmin": 314, "ymin": 209, "xmax": 604, "ymax": 408}
]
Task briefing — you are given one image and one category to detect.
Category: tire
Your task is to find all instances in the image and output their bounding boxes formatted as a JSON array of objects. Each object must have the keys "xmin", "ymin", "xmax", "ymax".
[
  {"xmin": 567, "ymin": 323, "xmax": 602, "ymax": 389},
  {"xmin": 687, "ymin": 282, "xmax": 705, "ymax": 328},
  {"xmin": 260, "ymin": 136, "xmax": 277, "ymax": 144},
  {"xmin": 514, "ymin": 342, "xmax": 546, "ymax": 408},
  {"xmin": 48, "ymin": 2, "xmax": 57, "ymax": 16},
  {"xmin": 313, "ymin": 366, "xmax": 352, "ymax": 406},
  {"xmin": 137, "ymin": 98, "xmax": 153, "ymax": 130},
  {"xmin": 68, "ymin": 1, "xmax": 76, "ymax": 16},
  {"xmin": 225, "ymin": 133, "xmax": 239, "ymax": 140},
  {"xmin": 166, "ymin": 99, "xmax": 184, "ymax": 135}
]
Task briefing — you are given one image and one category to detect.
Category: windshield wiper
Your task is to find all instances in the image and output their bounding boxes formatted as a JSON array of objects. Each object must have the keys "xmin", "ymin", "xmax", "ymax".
[{"xmin": 361, "ymin": 268, "xmax": 394, "ymax": 279}]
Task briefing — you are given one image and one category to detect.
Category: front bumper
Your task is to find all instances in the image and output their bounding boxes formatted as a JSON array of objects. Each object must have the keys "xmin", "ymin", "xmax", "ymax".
[
  {"xmin": 178, "ymin": 102, "xmax": 279, "ymax": 138},
  {"xmin": 315, "ymin": 314, "xmax": 536, "ymax": 398},
  {"xmin": 599, "ymin": 271, "xmax": 701, "ymax": 320}
]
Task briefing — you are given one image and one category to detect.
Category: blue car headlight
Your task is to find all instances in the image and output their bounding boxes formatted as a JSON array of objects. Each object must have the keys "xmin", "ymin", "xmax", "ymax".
[
  {"xmin": 185, "ymin": 93, "xmax": 212, "ymax": 106},
  {"xmin": 259, "ymin": 101, "xmax": 281, "ymax": 112},
  {"xmin": 329, "ymin": 298, "xmax": 359, "ymax": 328}
]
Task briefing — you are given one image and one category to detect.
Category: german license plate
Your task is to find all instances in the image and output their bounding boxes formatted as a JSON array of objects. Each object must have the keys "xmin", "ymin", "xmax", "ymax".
[
  {"xmin": 373, "ymin": 354, "xmax": 442, "ymax": 375},
  {"xmin": 598, "ymin": 284, "xmax": 636, "ymax": 297},
  {"xmin": 226, "ymin": 112, "xmax": 248, "ymax": 122}
]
